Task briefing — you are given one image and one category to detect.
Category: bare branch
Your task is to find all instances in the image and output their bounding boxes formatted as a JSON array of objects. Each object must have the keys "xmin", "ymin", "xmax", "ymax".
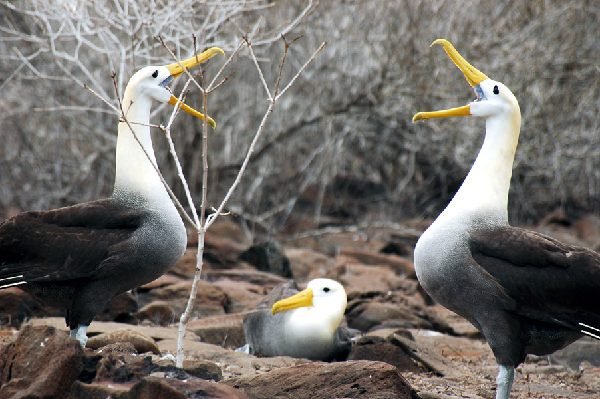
[{"xmin": 275, "ymin": 41, "xmax": 326, "ymax": 101}]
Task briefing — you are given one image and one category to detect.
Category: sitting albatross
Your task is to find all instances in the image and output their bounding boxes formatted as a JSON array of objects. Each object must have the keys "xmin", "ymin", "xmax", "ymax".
[
  {"xmin": 412, "ymin": 39, "xmax": 600, "ymax": 399},
  {"xmin": 0, "ymin": 47, "xmax": 224, "ymax": 346},
  {"xmin": 242, "ymin": 278, "xmax": 353, "ymax": 361}
]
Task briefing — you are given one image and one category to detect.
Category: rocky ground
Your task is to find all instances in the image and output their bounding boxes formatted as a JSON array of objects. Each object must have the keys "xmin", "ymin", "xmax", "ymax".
[{"xmin": 0, "ymin": 212, "xmax": 599, "ymax": 398}]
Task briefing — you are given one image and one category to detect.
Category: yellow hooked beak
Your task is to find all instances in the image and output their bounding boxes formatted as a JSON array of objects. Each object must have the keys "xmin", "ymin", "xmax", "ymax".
[
  {"xmin": 412, "ymin": 39, "xmax": 488, "ymax": 122},
  {"xmin": 166, "ymin": 47, "xmax": 225, "ymax": 128},
  {"xmin": 272, "ymin": 288, "xmax": 314, "ymax": 315}
]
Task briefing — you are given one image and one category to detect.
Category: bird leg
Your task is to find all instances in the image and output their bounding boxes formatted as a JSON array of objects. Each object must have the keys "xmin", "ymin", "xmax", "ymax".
[
  {"xmin": 495, "ymin": 364, "xmax": 515, "ymax": 399},
  {"xmin": 69, "ymin": 325, "xmax": 88, "ymax": 347}
]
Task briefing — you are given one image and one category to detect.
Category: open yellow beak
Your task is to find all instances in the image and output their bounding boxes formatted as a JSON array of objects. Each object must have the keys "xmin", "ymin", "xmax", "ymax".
[
  {"xmin": 166, "ymin": 47, "xmax": 225, "ymax": 128},
  {"xmin": 272, "ymin": 288, "xmax": 314, "ymax": 315},
  {"xmin": 412, "ymin": 39, "xmax": 488, "ymax": 122}
]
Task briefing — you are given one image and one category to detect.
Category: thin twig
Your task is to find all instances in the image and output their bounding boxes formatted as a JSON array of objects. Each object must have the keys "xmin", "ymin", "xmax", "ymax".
[
  {"xmin": 207, "ymin": 39, "xmax": 244, "ymax": 92},
  {"xmin": 245, "ymin": 35, "xmax": 273, "ymax": 102},
  {"xmin": 176, "ymin": 71, "xmax": 211, "ymax": 368},
  {"xmin": 275, "ymin": 41, "xmax": 326, "ymax": 101},
  {"xmin": 83, "ymin": 83, "xmax": 120, "ymax": 114}
]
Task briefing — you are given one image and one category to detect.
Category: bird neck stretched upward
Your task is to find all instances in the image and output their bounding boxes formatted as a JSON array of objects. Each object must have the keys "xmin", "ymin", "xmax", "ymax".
[
  {"xmin": 441, "ymin": 110, "xmax": 521, "ymax": 225},
  {"xmin": 113, "ymin": 95, "xmax": 169, "ymax": 207}
]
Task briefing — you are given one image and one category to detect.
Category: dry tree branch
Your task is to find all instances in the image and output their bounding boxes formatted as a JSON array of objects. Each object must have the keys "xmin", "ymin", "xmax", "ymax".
[{"xmin": 174, "ymin": 36, "xmax": 325, "ymax": 367}]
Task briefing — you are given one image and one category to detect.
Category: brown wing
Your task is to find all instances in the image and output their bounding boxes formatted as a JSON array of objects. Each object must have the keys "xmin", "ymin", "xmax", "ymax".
[
  {"xmin": 0, "ymin": 199, "xmax": 146, "ymax": 284},
  {"xmin": 470, "ymin": 226, "xmax": 600, "ymax": 330}
]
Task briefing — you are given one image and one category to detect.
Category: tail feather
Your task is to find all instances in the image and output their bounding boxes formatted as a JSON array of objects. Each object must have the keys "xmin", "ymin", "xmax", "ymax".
[
  {"xmin": 579, "ymin": 322, "xmax": 600, "ymax": 340},
  {"xmin": 0, "ymin": 274, "xmax": 25, "ymax": 289}
]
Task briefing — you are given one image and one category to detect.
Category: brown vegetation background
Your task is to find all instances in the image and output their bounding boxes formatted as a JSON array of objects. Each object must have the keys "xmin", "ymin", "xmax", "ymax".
[{"xmin": 1, "ymin": 0, "xmax": 598, "ymax": 235}]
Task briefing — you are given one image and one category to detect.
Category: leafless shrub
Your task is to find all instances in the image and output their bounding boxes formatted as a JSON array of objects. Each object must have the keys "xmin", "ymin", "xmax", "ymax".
[{"xmin": 1, "ymin": 0, "xmax": 598, "ymax": 236}]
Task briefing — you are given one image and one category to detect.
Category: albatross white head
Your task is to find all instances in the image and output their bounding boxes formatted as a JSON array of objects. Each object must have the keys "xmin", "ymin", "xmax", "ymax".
[
  {"xmin": 271, "ymin": 278, "xmax": 347, "ymax": 345},
  {"xmin": 413, "ymin": 39, "xmax": 521, "ymax": 224},
  {"xmin": 113, "ymin": 47, "xmax": 224, "ymax": 203}
]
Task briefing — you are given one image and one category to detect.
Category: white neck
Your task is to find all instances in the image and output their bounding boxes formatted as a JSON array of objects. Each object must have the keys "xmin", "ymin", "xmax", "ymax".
[
  {"xmin": 439, "ymin": 111, "xmax": 521, "ymax": 225},
  {"xmin": 112, "ymin": 92, "xmax": 169, "ymax": 207}
]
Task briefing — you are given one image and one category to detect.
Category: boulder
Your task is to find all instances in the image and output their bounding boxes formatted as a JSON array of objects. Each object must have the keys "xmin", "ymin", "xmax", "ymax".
[
  {"xmin": 97, "ymin": 292, "xmax": 138, "ymax": 323},
  {"xmin": 129, "ymin": 376, "xmax": 249, "ymax": 399},
  {"xmin": 347, "ymin": 301, "xmax": 435, "ymax": 332},
  {"xmin": 239, "ymin": 241, "xmax": 292, "ymax": 278},
  {"xmin": 205, "ymin": 269, "xmax": 288, "ymax": 289},
  {"xmin": 68, "ymin": 381, "xmax": 129, "ymax": 399},
  {"xmin": 86, "ymin": 329, "xmax": 160, "ymax": 354},
  {"xmin": 549, "ymin": 337, "xmax": 600, "ymax": 369},
  {"xmin": 327, "ymin": 259, "xmax": 410, "ymax": 295},
  {"xmin": 140, "ymin": 279, "xmax": 229, "ymax": 318},
  {"xmin": 340, "ymin": 247, "xmax": 415, "ymax": 277},
  {"xmin": 136, "ymin": 301, "xmax": 176, "ymax": 326},
  {"xmin": 187, "ymin": 313, "xmax": 245, "ymax": 349},
  {"xmin": 347, "ymin": 335, "xmax": 422, "ymax": 372},
  {"xmin": 182, "ymin": 359, "xmax": 223, "ymax": 381},
  {"xmin": 228, "ymin": 360, "xmax": 418, "ymax": 399},
  {"xmin": 0, "ymin": 288, "xmax": 53, "ymax": 326},
  {"xmin": 285, "ymin": 247, "xmax": 335, "ymax": 283},
  {"xmin": 0, "ymin": 324, "xmax": 84, "ymax": 399},
  {"xmin": 212, "ymin": 279, "xmax": 266, "ymax": 313}
]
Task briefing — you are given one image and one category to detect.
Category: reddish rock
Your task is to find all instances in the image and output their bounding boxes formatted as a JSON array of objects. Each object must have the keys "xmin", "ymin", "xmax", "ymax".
[
  {"xmin": 68, "ymin": 381, "xmax": 129, "ymax": 399},
  {"xmin": 205, "ymin": 269, "xmax": 288, "ymax": 289},
  {"xmin": 129, "ymin": 376, "xmax": 249, "ymax": 399},
  {"xmin": 573, "ymin": 214, "xmax": 600, "ymax": 246},
  {"xmin": 347, "ymin": 335, "xmax": 422, "ymax": 372},
  {"xmin": 212, "ymin": 279, "xmax": 266, "ymax": 313},
  {"xmin": 327, "ymin": 260, "xmax": 409, "ymax": 295},
  {"xmin": 136, "ymin": 301, "xmax": 176, "ymax": 326},
  {"xmin": 285, "ymin": 247, "xmax": 335, "ymax": 283},
  {"xmin": 204, "ymin": 234, "xmax": 248, "ymax": 267},
  {"xmin": 87, "ymin": 329, "xmax": 160, "ymax": 354},
  {"xmin": 139, "ymin": 274, "xmax": 184, "ymax": 290},
  {"xmin": 182, "ymin": 359, "xmax": 223, "ymax": 381},
  {"xmin": 228, "ymin": 360, "xmax": 418, "ymax": 399},
  {"xmin": 347, "ymin": 301, "xmax": 416, "ymax": 331},
  {"xmin": 142, "ymin": 280, "xmax": 229, "ymax": 318},
  {"xmin": 127, "ymin": 376, "xmax": 186, "ymax": 399},
  {"xmin": 0, "ymin": 288, "xmax": 54, "ymax": 326},
  {"xmin": 97, "ymin": 291, "xmax": 138, "ymax": 323},
  {"xmin": 167, "ymin": 249, "xmax": 200, "ymax": 278},
  {"xmin": 0, "ymin": 324, "xmax": 84, "ymax": 399},
  {"xmin": 187, "ymin": 313, "xmax": 245, "ymax": 349},
  {"xmin": 340, "ymin": 247, "xmax": 415, "ymax": 277},
  {"xmin": 93, "ymin": 352, "xmax": 156, "ymax": 384}
]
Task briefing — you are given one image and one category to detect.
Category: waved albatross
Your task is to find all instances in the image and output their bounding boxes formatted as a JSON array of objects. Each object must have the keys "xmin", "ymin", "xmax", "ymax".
[
  {"xmin": 242, "ymin": 278, "xmax": 354, "ymax": 360},
  {"xmin": 412, "ymin": 39, "xmax": 600, "ymax": 399},
  {"xmin": 0, "ymin": 47, "xmax": 224, "ymax": 346}
]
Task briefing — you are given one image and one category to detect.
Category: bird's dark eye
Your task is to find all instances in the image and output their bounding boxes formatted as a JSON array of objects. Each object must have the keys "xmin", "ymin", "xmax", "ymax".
[
  {"xmin": 323, "ymin": 287, "xmax": 330, "ymax": 293},
  {"xmin": 493, "ymin": 85, "xmax": 499, "ymax": 95},
  {"xmin": 152, "ymin": 70, "xmax": 159, "ymax": 78}
]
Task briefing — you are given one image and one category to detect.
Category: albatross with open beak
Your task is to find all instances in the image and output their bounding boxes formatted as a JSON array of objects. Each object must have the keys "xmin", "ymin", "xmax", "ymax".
[
  {"xmin": 412, "ymin": 39, "xmax": 600, "ymax": 399},
  {"xmin": 0, "ymin": 47, "xmax": 224, "ymax": 346}
]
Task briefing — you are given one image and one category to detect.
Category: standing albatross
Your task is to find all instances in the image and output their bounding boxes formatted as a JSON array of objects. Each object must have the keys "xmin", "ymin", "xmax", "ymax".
[
  {"xmin": 412, "ymin": 39, "xmax": 600, "ymax": 399},
  {"xmin": 0, "ymin": 47, "xmax": 223, "ymax": 346}
]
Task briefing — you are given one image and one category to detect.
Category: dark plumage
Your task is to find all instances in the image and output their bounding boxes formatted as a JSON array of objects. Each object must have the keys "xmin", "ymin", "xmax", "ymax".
[{"xmin": 0, "ymin": 198, "xmax": 182, "ymax": 330}]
